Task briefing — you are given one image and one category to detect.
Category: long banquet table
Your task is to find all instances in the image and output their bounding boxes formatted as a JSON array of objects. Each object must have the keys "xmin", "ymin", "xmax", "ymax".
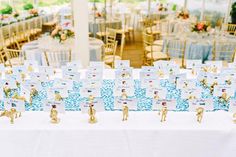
[{"xmin": 0, "ymin": 69, "xmax": 236, "ymax": 157}]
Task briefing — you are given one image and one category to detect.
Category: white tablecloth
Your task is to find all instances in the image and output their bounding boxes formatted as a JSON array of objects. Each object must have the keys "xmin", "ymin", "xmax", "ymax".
[
  {"xmin": 22, "ymin": 37, "xmax": 104, "ymax": 65},
  {"xmin": 0, "ymin": 111, "xmax": 236, "ymax": 157}
]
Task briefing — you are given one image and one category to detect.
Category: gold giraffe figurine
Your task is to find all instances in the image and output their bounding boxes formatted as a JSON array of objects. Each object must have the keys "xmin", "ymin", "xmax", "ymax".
[
  {"xmin": 0, "ymin": 108, "xmax": 21, "ymax": 124},
  {"xmin": 233, "ymin": 113, "xmax": 236, "ymax": 123},
  {"xmin": 196, "ymin": 107, "xmax": 204, "ymax": 123},
  {"xmin": 122, "ymin": 104, "xmax": 129, "ymax": 121},
  {"xmin": 88, "ymin": 104, "xmax": 97, "ymax": 124},
  {"xmin": 159, "ymin": 106, "xmax": 168, "ymax": 122},
  {"xmin": 50, "ymin": 105, "xmax": 60, "ymax": 124}
]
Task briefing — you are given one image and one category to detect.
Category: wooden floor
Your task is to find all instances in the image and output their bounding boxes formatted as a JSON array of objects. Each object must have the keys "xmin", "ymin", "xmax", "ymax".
[{"xmin": 118, "ymin": 30, "xmax": 144, "ymax": 68}]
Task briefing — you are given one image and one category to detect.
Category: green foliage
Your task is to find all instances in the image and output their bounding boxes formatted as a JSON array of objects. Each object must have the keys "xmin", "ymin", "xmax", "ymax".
[
  {"xmin": 23, "ymin": 3, "xmax": 34, "ymax": 10},
  {"xmin": 0, "ymin": 4, "xmax": 13, "ymax": 15},
  {"xmin": 230, "ymin": 2, "xmax": 236, "ymax": 17}
]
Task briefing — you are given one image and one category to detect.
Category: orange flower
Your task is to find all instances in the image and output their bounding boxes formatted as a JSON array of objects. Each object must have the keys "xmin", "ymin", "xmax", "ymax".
[{"xmin": 197, "ymin": 23, "xmax": 204, "ymax": 30}]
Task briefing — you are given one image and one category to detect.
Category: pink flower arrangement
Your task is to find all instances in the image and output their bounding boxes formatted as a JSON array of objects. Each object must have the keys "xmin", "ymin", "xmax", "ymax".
[
  {"xmin": 192, "ymin": 22, "xmax": 209, "ymax": 33},
  {"xmin": 51, "ymin": 25, "xmax": 74, "ymax": 43}
]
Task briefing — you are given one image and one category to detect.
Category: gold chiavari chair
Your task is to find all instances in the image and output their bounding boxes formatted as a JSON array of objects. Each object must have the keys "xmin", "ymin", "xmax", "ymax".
[
  {"xmin": 103, "ymin": 41, "xmax": 119, "ymax": 68},
  {"xmin": 44, "ymin": 49, "xmax": 72, "ymax": 68},
  {"xmin": 223, "ymin": 24, "xmax": 236, "ymax": 34},
  {"xmin": 1, "ymin": 48, "xmax": 25, "ymax": 67},
  {"xmin": 106, "ymin": 28, "xmax": 117, "ymax": 44},
  {"xmin": 212, "ymin": 41, "xmax": 236, "ymax": 66},
  {"xmin": 166, "ymin": 39, "xmax": 186, "ymax": 68},
  {"xmin": 96, "ymin": 21, "xmax": 108, "ymax": 41},
  {"xmin": 1, "ymin": 26, "xmax": 13, "ymax": 48},
  {"xmin": 142, "ymin": 32, "xmax": 169, "ymax": 65}
]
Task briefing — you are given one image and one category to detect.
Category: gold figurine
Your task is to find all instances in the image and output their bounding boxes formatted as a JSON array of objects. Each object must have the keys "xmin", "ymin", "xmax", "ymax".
[
  {"xmin": 55, "ymin": 92, "xmax": 63, "ymax": 101},
  {"xmin": 3, "ymin": 86, "xmax": 11, "ymax": 98},
  {"xmin": 0, "ymin": 108, "xmax": 21, "ymax": 124},
  {"xmin": 122, "ymin": 103, "xmax": 129, "ymax": 121},
  {"xmin": 196, "ymin": 107, "xmax": 204, "ymax": 123},
  {"xmin": 219, "ymin": 89, "xmax": 230, "ymax": 103},
  {"xmin": 50, "ymin": 105, "xmax": 60, "ymax": 124},
  {"xmin": 200, "ymin": 79, "xmax": 207, "ymax": 88},
  {"xmin": 210, "ymin": 82, "xmax": 218, "ymax": 94},
  {"xmin": 157, "ymin": 70, "xmax": 164, "ymax": 78},
  {"xmin": 233, "ymin": 113, "xmax": 236, "ymax": 123},
  {"xmin": 121, "ymin": 89, "xmax": 128, "ymax": 99},
  {"xmin": 88, "ymin": 95, "xmax": 95, "ymax": 103},
  {"xmin": 29, "ymin": 88, "xmax": 38, "ymax": 104},
  {"xmin": 159, "ymin": 105, "xmax": 168, "ymax": 122},
  {"xmin": 88, "ymin": 104, "xmax": 97, "ymax": 124},
  {"xmin": 12, "ymin": 92, "xmax": 26, "ymax": 101}
]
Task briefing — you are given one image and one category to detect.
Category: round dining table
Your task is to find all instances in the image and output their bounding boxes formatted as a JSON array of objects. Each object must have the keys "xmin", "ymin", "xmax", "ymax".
[{"xmin": 22, "ymin": 36, "xmax": 104, "ymax": 65}]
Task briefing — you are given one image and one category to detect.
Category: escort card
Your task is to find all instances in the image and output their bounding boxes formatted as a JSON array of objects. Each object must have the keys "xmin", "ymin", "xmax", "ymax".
[
  {"xmin": 12, "ymin": 66, "xmax": 27, "ymax": 74},
  {"xmin": 213, "ymin": 85, "xmax": 235, "ymax": 97},
  {"xmin": 85, "ymin": 71, "xmax": 103, "ymax": 80},
  {"xmin": 181, "ymin": 88, "xmax": 202, "ymax": 99},
  {"xmin": 140, "ymin": 71, "xmax": 157, "ymax": 80},
  {"xmin": 186, "ymin": 60, "xmax": 202, "ymax": 69},
  {"xmin": 205, "ymin": 61, "xmax": 223, "ymax": 71},
  {"xmin": 152, "ymin": 99, "xmax": 176, "ymax": 111},
  {"xmin": 114, "ymin": 60, "xmax": 130, "ymax": 69},
  {"xmin": 113, "ymin": 86, "xmax": 134, "ymax": 97},
  {"xmin": 4, "ymin": 98, "xmax": 25, "ymax": 112},
  {"xmin": 80, "ymin": 98, "xmax": 105, "ymax": 113},
  {"xmin": 188, "ymin": 98, "xmax": 214, "ymax": 111},
  {"xmin": 24, "ymin": 60, "xmax": 38, "ymax": 72},
  {"xmin": 47, "ymin": 87, "xmax": 69, "ymax": 99},
  {"xmin": 115, "ymin": 79, "xmax": 134, "ymax": 88},
  {"xmin": 38, "ymin": 66, "xmax": 54, "ymax": 78},
  {"xmin": 114, "ymin": 98, "xmax": 137, "ymax": 110},
  {"xmin": 63, "ymin": 72, "xmax": 80, "ymax": 82},
  {"xmin": 176, "ymin": 79, "xmax": 196, "ymax": 89},
  {"xmin": 169, "ymin": 73, "xmax": 187, "ymax": 84},
  {"xmin": 141, "ymin": 66, "xmax": 157, "ymax": 72},
  {"xmin": 115, "ymin": 68, "xmax": 133, "ymax": 79},
  {"xmin": 229, "ymin": 99, "xmax": 236, "ymax": 113},
  {"xmin": 53, "ymin": 78, "xmax": 73, "ymax": 91},
  {"xmin": 80, "ymin": 87, "xmax": 101, "ymax": 97},
  {"xmin": 22, "ymin": 80, "xmax": 42, "ymax": 91},
  {"xmin": 153, "ymin": 60, "xmax": 176, "ymax": 69},
  {"xmin": 165, "ymin": 64, "xmax": 180, "ymax": 76},
  {"xmin": 30, "ymin": 72, "xmax": 48, "ymax": 82},
  {"xmin": 67, "ymin": 61, "xmax": 82, "ymax": 69},
  {"xmin": 146, "ymin": 88, "xmax": 167, "ymax": 99},
  {"xmin": 3, "ymin": 79, "xmax": 17, "ymax": 89},
  {"xmin": 82, "ymin": 79, "xmax": 102, "ymax": 88},
  {"xmin": 43, "ymin": 100, "xmax": 65, "ymax": 113},
  {"xmin": 20, "ymin": 86, "xmax": 31, "ymax": 102},
  {"xmin": 141, "ymin": 78, "xmax": 160, "ymax": 88}
]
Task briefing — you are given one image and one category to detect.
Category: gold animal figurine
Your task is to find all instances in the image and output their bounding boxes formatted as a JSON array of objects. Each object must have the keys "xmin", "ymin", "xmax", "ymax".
[
  {"xmin": 188, "ymin": 95, "xmax": 196, "ymax": 100},
  {"xmin": 88, "ymin": 95, "xmax": 95, "ymax": 103},
  {"xmin": 0, "ymin": 108, "xmax": 21, "ymax": 124},
  {"xmin": 196, "ymin": 107, "xmax": 204, "ymax": 123},
  {"xmin": 210, "ymin": 82, "xmax": 218, "ymax": 94},
  {"xmin": 159, "ymin": 106, "xmax": 168, "ymax": 122},
  {"xmin": 12, "ymin": 93, "xmax": 26, "ymax": 101},
  {"xmin": 219, "ymin": 91, "xmax": 230, "ymax": 103},
  {"xmin": 27, "ymin": 65, "xmax": 34, "ymax": 72},
  {"xmin": 233, "ymin": 113, "xmax": 236, "ymax": 123},
  {"xmin": 122, "ymin": 105, "xmax": 129, "ymax": 121},
  {"xmin": 5, "ymin": 69, "xmax": 13, "ymax": 75},
  {"xmin": 200, "ymin": 79, "xmax": 207, "ymax": 88},
  {"xmin": 157, "ymin": 70, "xmax": 164, "ymax": 78},
  {"xmin": 88, "ymin": 104, "xmax": 97, "ymax": 124},
  {"xmin": 50, "ymin": 105, "xmax": 60, "ymax": 124},
  {"xmin": 29, "ymin": 88, "xmax": 38, "ymax": 104},
  {"xmin": 55, "ymin": 92, "xmax": 63, "ymax": 101},
  {"xmin": 3, "ymin": 86, "xmax": 11, "ymax": 98}
]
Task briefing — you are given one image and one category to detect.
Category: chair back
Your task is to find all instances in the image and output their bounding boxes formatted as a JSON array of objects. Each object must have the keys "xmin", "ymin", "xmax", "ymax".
[
  {"xmin": 222, "ymin": 24, "xmax": 236, "ymax": 34},
  {"xmin": 106, "ymin": 28, "xmax": 117, "ymax": 43},
  {"xmin": 2, "ymin": 48, "xmax": 25, "ymax": 67},
  {"xmin": 213, "ymin": 41, "xmax": 236, "ymax": 63},
  {"xmin": 44, "ymin": 49, "xmax": 72, "ymax": 67}
]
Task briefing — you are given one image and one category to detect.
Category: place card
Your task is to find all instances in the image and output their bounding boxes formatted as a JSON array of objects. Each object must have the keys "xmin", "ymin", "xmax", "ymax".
[
  {"xmin": 114, "ymin": 98, "xmax": 137, "ymax": 110},
  {"xmin": 165, "ymin": 64, "xmax": 180, "ymax": 76},
  {"xmin": 63, "ymin": 72, "xmax": 80, "ymax": 82},
  {"xmin": 181, "ymin": 88, "xmax": 202, "ymax": 99},
  {"xmin": 80, "ymin": 98, "xmax": 104, "ymax": 113},
  {"xmin": 30, "ymin": 72, "xmax": 48, "ymax": 83},
  {"xmin": 82, "ymin": 79, "xmax": 102, "ymax": 88},
  {"xmin": 89, "ymin": 61, "xmax": 104, "ymax": 69},
  {"xmin": 4, "ymin": 98, "xmax": 25, "ymax": 112},
  {"xmin": 38, "ymin": 66, "xmax": 54, "ymax": 78},
  {"xmin": 80, "ymin": 87, "xmax": 101, "ymax": 97},
  {"xmin": 205, "ymin": 61, "xmax": 223, "ymax": 71},
  {"xmin": 47, "ymin": 87, "xmax": 69, "ymax": 99},
  {"xmin": 43, "ymin": 100, "xmax": 65, "ymax": 113},
  {"xmin": 197, "ymin": 71, "xmax": 208, "ymax": 82},
  {"xmin": 176, "ymin": 79, "xmax": 196, "ymax": 89},
  {"xmin": 228, "ymin": 63, "xmax": 236, "ymax": 69},
  {"xmin": 62, "ymin": 65, "xmax": 78, "ymax": 73},
  {"xmin": 3, "ymin": 79, "xmax": 17, "ymax": 89},
  {"xmin": 207, "ymin": 73, "xmax": 225, "ymax": 85},
  {"xmin": 146, "ymin": 88, "xmax": 167, "ymax": 99},
  {"xmin": 12, "ymin": 66, "xmax": 27, "ymax": 75},
  {"xmin": 114, "ymin": 60, "xmax": 130, "ymax": 69},
  {"xmin": 85, "ymin": 71, "xmax": 103, "ymax": 80},
  {"xmin": 152, "ymin": 99, "xmax": 176, "ymax": 111},
  {"xmin": 229, "ymin": 99, "xmax": 236, "ymax": 113},
  {"xmin": 169, "ymin": 73, "xmax": 187, "ymax": 84},
  {"xmin": 5, "ymin": 74, "xmax": 24, "ymax": 85},
  {"xmin": 20, "ymin": 86, "xmax": 31, "ymax": 102},
  {"xmin": 188, "ymin": 98, "xmax": 214, "ymax": 112},
  {"xmin": 141, "ymin": 78, "xmax": 160, "ymax": 88},
  {"xmin": 141, "ymin": 66, "xmax": 157, "ymax": 72},
  {"xmin": 113, "ymin": 86, "xmax": 134, "ymax": 97},
  {"xmin": 24, "ymin": 60, "xmax": 38, "ymax": 72},
  {"xmin": 213, "ymin": 85, "xmax": 235, "ymax": 97},
  {"xmin": 140, "ymin": 71, "xmax": 157, "ymax": 80},
  {"xmin": 153, "ymin": 60, "xmax": 176, "ymax": 69},
  {"xmin": 115, "ymin": 68, "xmax": 133, "ymax": 79},
  {"xmin": 115, "ymin": 79, "xmax": 134, "ymax": 88},
  {"xmin": 53, "ymin": 78, "xmax": 73, "ymax": 91},
  {"xmin": 67, "ymin": 61, "xmax": 82, "ymax": 69},
  {"xmin": 22, "ymin": 80, "xmax": 42, "ymax": 91},
  {"xmin": 186, "ymin": 60, "xmax": 202, "ymax": 69}
]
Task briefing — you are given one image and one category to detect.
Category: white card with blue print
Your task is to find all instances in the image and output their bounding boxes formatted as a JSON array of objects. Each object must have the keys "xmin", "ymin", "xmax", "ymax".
[
  {"xmin": 89, "ymin": 61, "xmax": 104, "ymax": 69},
  {"xmin": 22, "ymin": 80, "xmax": 42, "ymax": 91},
  {"xmin": 221, "ymin": 68, "xmax": 236, "ymax": 76},
  {"xmin": 5, "ymin": 74, "xmax": 24, "ymax": 85},
  {"xmin": 188, "ymin": 98, "xmax": 214, "ymax": 111},
  {"xmin": 197, "ymin": 71, "xmax": 208, "ymax": 81},
  {"xmin": 229, "ymin": 99, "xmax": 236, "ymax": 113},
  {"xmin": 205, "ymin": 61, "xmax": 223, "ymax": 71},
  {"xmin": 20, "ymin": 86, "xmax": 31, "ymax": 102},
  {"xmin": 114, "ymin": 98, "xmax": 137, "ymax": 110},
  {"xmin": 169, "ymin": 73, "xmax": 187, "ymax": 84},
  {"xmin": 80, "ymin": 87, "xmax": 101, "ymax": 97},
  {"xmin": 114, "ymin": 60, "xmax": 130, "ymax": 69},
  {"xmin": 140, "ymin": 71, "xmax": 157, "ymax": 80},
  {"xmin": 38, "ymin": 66, "xmax": 54, "ymax": 77},
  {"xmin": 153, "ymin": 60, "xmax": 176, "ymax": 69},
  {"xmin": 113, "ymin": 86, "xmax": 134, "ymax": 97},
  {"xmin": 213, "ymin": 85, "xmax": 235, "ymax": 97},
  {"xmin": 43, "ymin": 100, "xmax": 65, "ymax": 113},
  {"xmin": 0, "ymin": 64, "xmax": 5, "ymax": 71},
  {"xmin": 30, "ymin": 72, "xmax": 48, "ymax": 82},
  {"xmin": 165, "ymin": 64, "xmax": 180, "ymax": 76},
  {"xmin": 12, "ymin": 66, "xmax": 27, "ymax": 75},
  {"xmin": 228, "ymin": 63, "xmax": 236, "ymax": 69},
  {"xmin": 63, "ymin": 72, "xmax": 80, "ymax": 82},
  {"xmin": 62, "ymin": 65, "xmax": 78, "ymax": 73},
  {"xmin": 67, "ymin": 61, "xmax": 82, "ymax": 69},
  {"xmin": 152, "ymin": 99, "xmax": 176, "ymax": 111},
  {"xmin": 115, "ymin": 68, "xmax": 133, "ymax": 79},
  {"xmin": 181, "ymin": 88, "xmax": 202, "ymax": 99},
  {"xmin": 4, "ymin": 98, "xmax": 25, "ymax": 112},
  {"xmin": 80, "ymin": 98, "xmax": 105, "ymax": 113},
  {"xmin": 207, "ymin": 73, "xmax": 225, "ymax": 85},
  {"xmin": 141, "ymin": 78, "xmax": 160, "ymax": 88},
  {"xmin": 53, "ymin": 78, "xmax": 73, "ymax": 91},
  {"xmin": 186, "ymin": 60, "xmax": 202, "ymax": 69},
  {"xmin": 115, "ymin": 79, "xmax": 134, "ymax": 88},
  {"xmin": 176, "ymin": 79, "xmax": 197, "ymax": 90},
  {"xmin": 146, "ymin": 88, "xmax": 167, "ymax": 99},
  {"xmin": 141, "ymin": 66, "xmax": 157, "ymax": 73},
  {"xmin": 47, "ymin": 87, "xmax": 69, "ymax": 99},
  {"xmin": 82, "ymin": 79, "xmax": 102, "ymax": 88},
  {"xmin": 3, "ymin": 79, "xmax": 17, "ymax": 89},
  {"xmin": 24, "ymin": 60, "xmax": 38, "ymax": 72},
  {"xmin": 85, "ymin": 71, "xmax": 103, "ymax": 80}
]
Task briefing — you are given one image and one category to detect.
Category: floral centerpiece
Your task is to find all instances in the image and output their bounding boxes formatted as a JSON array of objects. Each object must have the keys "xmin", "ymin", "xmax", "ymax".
[
  {"xmin": 51, "ymin": 26, "xmax": 74, "ymax": 43},
  {"xmin": 29, "ymin": 9, "xmax": 38, "ymax": 17},
  {"xmin": 177, "ymin": 9, "xmax": 189, "ymax": 19},
  {"xmin": 0, "ymin": 4, "xmax": 13, "ymax": 15},
  {"xmin": 23, "ymin": 3, "xmax": 38, "ymax": 18},
  {"xmin": 158, "ymin": 4, "xmax": 168, "ymax": 11},
  {"xmin": 192, "ymin": 22, "xmax": 210, "ymax": 33}
]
